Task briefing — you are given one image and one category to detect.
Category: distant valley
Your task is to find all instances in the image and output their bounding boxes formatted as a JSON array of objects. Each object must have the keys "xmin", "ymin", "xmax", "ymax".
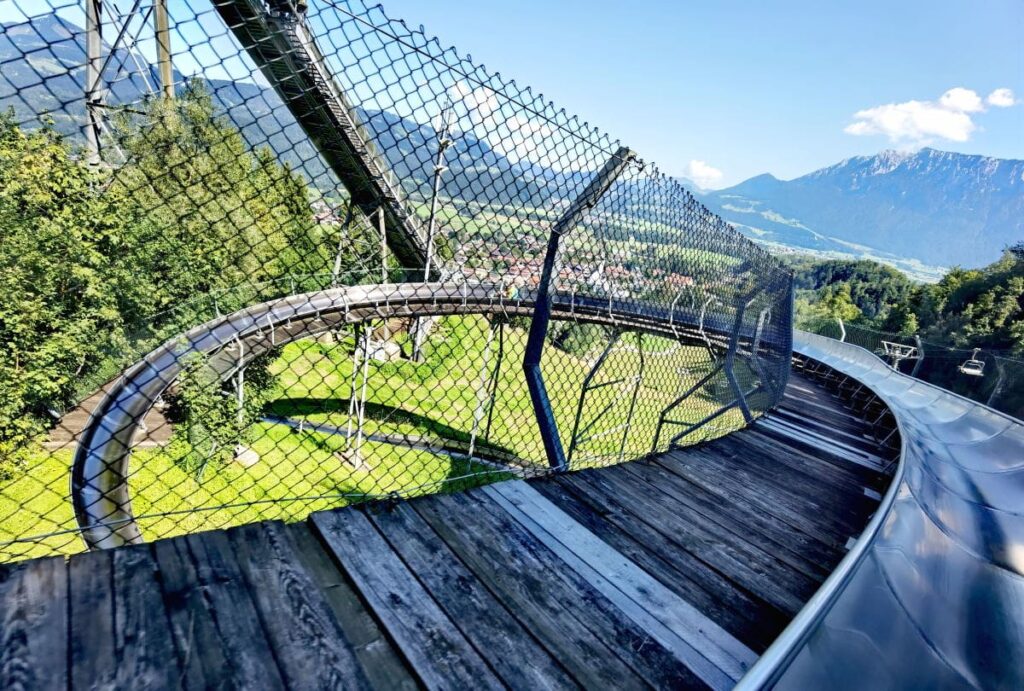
[{"xmin": 698, "ymin": 149, "xmax": 1024, "ymax": 280}]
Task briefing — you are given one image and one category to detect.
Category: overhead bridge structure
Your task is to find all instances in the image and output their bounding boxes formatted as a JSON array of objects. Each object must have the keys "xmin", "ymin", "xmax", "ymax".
[{"xmin": 213, "ymin": 0, "xmax": 430, "ymax": 269}]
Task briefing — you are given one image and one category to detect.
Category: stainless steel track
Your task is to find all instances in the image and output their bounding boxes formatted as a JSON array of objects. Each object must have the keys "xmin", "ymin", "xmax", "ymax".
[{"xmin": 740, "ymin": 330, "xmax": 1024, "ymax": 690}]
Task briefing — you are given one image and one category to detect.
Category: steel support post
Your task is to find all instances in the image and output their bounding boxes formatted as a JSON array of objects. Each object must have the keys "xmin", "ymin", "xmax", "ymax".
[
  {"xmin": 483, "ymin": 322, "xmax": 505, "ymax": 442},
  {"xmin": 154, "ymin": 0, "xmax": 174, "ymax": 98},
  {"xmin": 523, "ymin": 146, "xmax": 635, "ymax": 470},
  {"xmin": 85, "ymin": 0, "xmax": 104, "ymax": 165},
  {"xmin": 910, "ymin": 335, "xmax": 925, "ymax": 378},
  {"xmin": 567, "ymin": 330, "xmax": 622, "ymax": 465},
  {"xmin": 412, "ymin": 104, "xmax": 452, "ymax": 361},
  {"xmin": 468, "ymin": 320, "xmax": 496, "ymax": 459},
  {"xmin": 723, "ymin": 295, "xmax": 755, "ymax": 424},
  {"xmin": 987, "ymin": 358, "xmax": 1007, "ymax": 408}
]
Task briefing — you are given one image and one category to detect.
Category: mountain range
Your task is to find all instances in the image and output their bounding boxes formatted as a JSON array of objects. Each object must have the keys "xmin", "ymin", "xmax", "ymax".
[
  {"xmin": 701, "ymin": 149, "xmax": 1024, "ymax": 276},
  {"xmin": 3, "ymin": 15, "xmax": 1021, "ymax": 278}
]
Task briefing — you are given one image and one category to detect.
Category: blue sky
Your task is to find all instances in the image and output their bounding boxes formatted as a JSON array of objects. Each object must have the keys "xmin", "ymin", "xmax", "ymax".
[
  {"xmin": 378, "ymin": 0, "xmax": 1024, "ymax": 187},
  {"xmin": 5, "ymin": 0, "xmax": 1019, "ymax": 187}
]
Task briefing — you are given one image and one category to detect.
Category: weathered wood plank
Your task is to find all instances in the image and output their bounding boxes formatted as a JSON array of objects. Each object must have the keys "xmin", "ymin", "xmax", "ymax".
[
  {"xmin": 619, "ymin": 460, "xmax": 833, "ymax": 580},
  {"xmin": 228, "ymin": 521, "xmax": 371, "ymax": 689},
  {"xmin": 531, "ymin": 475, "xmax": 779, "ymax": 651},
  {"xmin": 111, "ymin": 545, "xmax": 182, "ymax": 689},
  {"xmin": 567, "ymin": 467, "xmax": 810, "ymax": 615},
  {"xmin": 367, "ymin": 500, "xmax": 580, "ymax": 690},
  {"xmin": 415, "ymin": 490, "xmax": 696, "ymax": 690},
  {"xmin": 772, "ymin": 405, "xmax": 877, "ymax": 449},
  {"xmin": 657, "ymin": 447, "xmax": 855, "ymax": 545},
  {"xmin": 743, "ymin": 425, "xmax": 885, "ymax": 489},
  {"xmin": 153, "ymin": 536, "xmax": 232, "ymax": 691},
  {"xmin": 312, "ymin": 506, "xmax": 505, "ymax": 690},
  {"xmin": 69, "ymin": 549, "xmax": 116, "ymax": 690},
  {"xmin": 486, "ymin": 481, "xmax": 754, "ymax": 689},
  {"xmin": 705, "ymin": 435, "xmax": 876, "ymax": 527},
  {"xmin": 752, "ymin": 419, "xmax": 888, "ymax": 477},
  {"xmin": 0, "ymin": 556, "xmax": 67, "ymax": 690},
  {"xmin": 154, "ymin": 533, "xmax": 285, "ymax": 689},
  {"xmin": 285, "ymin": 522, "xmax": 417, "ymax": 691},
  {"xmin": 749, "ymin": 423, "xmax": 884, "ymax": 483}
]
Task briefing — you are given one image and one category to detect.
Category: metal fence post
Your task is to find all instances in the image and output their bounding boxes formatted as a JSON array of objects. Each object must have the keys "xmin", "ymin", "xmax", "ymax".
[
  {"xmin": 724, "ymin": 295, "xmax": 755, "ymax": 424},
  {"xmin": 84, "ymin": 0, "xmax": 104, "ymax": 165},
  {"xmin": 911, "ymin": 335, "xmax": 925, "ymax": 378},
  {"xmin": 523, "ymin": 146, "xmax": 635, "ymax": 470}
]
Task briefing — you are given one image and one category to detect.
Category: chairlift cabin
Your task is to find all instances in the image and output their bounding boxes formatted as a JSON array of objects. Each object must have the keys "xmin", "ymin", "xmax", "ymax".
[{"xmin": 958, "ymin": 348, "xmax": 985, "ymax": 377}]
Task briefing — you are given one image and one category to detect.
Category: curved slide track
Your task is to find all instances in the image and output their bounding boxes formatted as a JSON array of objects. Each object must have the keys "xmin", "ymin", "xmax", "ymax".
[
  {"xmin": 72, "ymin": 281, "xmax": 775, "ymax": 549},
  {"xmin": 740, "ymin": 330, "xmax": 1024, "ymax": 689}
]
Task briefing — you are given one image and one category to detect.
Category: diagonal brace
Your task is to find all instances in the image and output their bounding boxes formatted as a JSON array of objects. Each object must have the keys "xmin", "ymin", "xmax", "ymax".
[{"xmin": 523, "ymin": 146, "xmax": 636, "ymax": 470}]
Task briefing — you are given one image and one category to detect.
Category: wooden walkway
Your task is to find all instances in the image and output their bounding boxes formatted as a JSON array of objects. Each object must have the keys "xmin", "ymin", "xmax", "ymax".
[{"xmin": 0, "ymin": 373, "xmax": 888, "ymax": 690}]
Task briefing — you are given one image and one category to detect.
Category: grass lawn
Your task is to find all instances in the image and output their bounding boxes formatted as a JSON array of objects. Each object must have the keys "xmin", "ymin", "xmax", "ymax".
[{"xmin": 0, "ymin": 315, "xmax": 745, "ymax": 562}]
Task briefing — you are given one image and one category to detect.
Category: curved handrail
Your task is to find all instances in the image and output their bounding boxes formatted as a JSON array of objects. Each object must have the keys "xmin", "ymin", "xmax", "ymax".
[
  {"xmin": 72, "ymin": 281, "xmax": 782, "ymax": 549},
  {"xmin": 739, "ymin": 330, "xmax": 1024, "ymax": 690}
]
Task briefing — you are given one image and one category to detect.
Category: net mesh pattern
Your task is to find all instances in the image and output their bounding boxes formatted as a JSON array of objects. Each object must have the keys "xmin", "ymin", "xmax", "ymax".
[{"xmin": 0, "ymin": 0, "xmax": 793, "ymax": 561}]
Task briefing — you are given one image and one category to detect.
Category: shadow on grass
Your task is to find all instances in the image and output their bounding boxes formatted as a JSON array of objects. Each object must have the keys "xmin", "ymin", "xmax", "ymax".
[
  {"xmin": 264, "ymin": 396, "xmax": 520, "ymax": 461},
  {"xmin": 262, "ymin": 397, "xmax": 530, "ymax": 510}
]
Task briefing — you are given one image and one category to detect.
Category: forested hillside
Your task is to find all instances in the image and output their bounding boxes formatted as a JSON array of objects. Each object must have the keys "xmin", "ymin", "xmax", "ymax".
[
  {"xmin": 789, "ymin": 248, "xmax": 1024, "ymax": 418},
  {"xmin": 788, "ymin": 248, "xmax": 1024, "ymax": 355},
  {"xmin": 0, "ymin": 85, "xmax": 373, "ymax": 469}
]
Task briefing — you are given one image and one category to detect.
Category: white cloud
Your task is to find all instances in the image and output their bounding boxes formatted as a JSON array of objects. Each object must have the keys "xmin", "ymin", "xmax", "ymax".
[
  {"xmin": 844, "ymin": 86, "xmax": 1015, "ymax": 145},
  {"xmin": 448, "ymin": 80, "xmax": 566, "ymax": 169},
  {"xmin": 684, "ymin": 160, "xmax": 724, "ymax": 189},
  {"xmin": 938, "ymin": 87, "xmax": 984, "ymax": 113},
  {"xmin": 987, "ymin": 88, "xmax": 1016, "ymax": 108}
]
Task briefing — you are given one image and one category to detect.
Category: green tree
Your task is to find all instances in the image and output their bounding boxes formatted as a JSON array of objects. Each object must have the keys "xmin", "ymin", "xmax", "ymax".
[
  {"xmin": 819, "ymin": 284, "xmax": 862, "ymax": 322},
  {"xmin": 0, "ymin": 115, "xmax": 143, "ymax": 470},
  {"xmin": 164, "ymin": 349, "xmax": 279, "ymax": 475},
  {"xmin": 0, "ymin": 86, "xmax": 372, "ymax": 466},
  {"xmin": 108, "ymin": 84, "xmax": 347, "ymax": 312}
]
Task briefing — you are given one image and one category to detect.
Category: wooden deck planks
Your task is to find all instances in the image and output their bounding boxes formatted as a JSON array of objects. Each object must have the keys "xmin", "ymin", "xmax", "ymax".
[
  {"xmin": 412, "ymin": 490, "xmax": 703, "ymax": 690},
  {"xmin": 485, "ymin": 481, "xmax": 755, "ymax": 689},
  {"xmin": 365, "ymin": 501, "xmax": 580, "ymax": 690},
  {"xmin": 285, "ymin": 522, "xmax": 417, "ymax": 691},
  {"xmin": 0, "ymin": 556, "xmax": 67, "ymax": 690},
  {"xmin": 567, "ymin": 467, "xmax": 813, "ymax": 614},
  {"xmin": 110, "ymin": 545, "xmax": 181, "ymax": 689},
  {"xmin": 311, "ymin": 505, "xmax": 506, "ymax": 690},
  {"xmin": 531, "ymin": 471, "xmax": 783, "ymax": 651},
  {"xmin": 617, "ymin": 459, "xmax": 831, "ymax": 581},
  {"xmin": 68, "ymin": 549, "xmax": 117, "ymax": 690},
  {"xmin": 153, "ymin": 533, "xmax": 284, "ymax": 690},
  {"xmin": 228, "ymin": 521, "xmax": 372, "ymax": 689}
]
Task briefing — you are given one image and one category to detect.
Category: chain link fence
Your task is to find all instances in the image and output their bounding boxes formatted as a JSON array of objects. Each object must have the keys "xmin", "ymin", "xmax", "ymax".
[
  {"xmin": 801, "ymin": 320, "xmax": 1024, "ymax": 421},
  {"xmin": 0, "ymin": 0, "xmax": 793, "ymax": 561}
]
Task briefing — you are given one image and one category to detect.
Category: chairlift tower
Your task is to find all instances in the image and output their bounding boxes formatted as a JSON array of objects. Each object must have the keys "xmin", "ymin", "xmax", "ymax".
[
  {"xmin": 877, "ymin": 340, "xmax": 920, "ymax": 371},
  {"xmin": 83, "ymin": 0, "xmax": 175, "ymax": 165}
]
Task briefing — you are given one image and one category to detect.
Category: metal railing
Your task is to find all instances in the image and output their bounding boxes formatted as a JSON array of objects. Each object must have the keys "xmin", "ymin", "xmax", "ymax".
[{"xmin": 0, "ymin": 0, "xmax": 792, "ymax": 561}]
